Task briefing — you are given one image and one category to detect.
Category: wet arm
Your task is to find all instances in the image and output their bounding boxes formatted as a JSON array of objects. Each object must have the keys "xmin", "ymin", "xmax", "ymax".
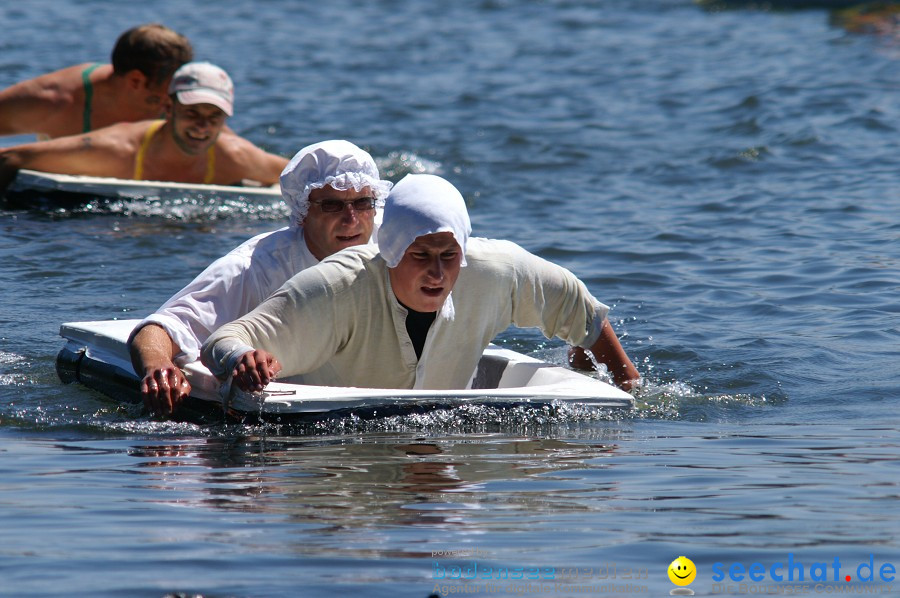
[
  {"xmin": 241, "ymin": 147, "xmax": 288, "ymax": 186},
  {"xmin": 501, "ymin": 240, "xmax": 639, "ymax": 390},
  {"xmin": 258, "ymin": 150, "xmax": 290, "ymax": 185},
  {"xmin": 579, "ymin": 319, "xmax": 640, "ymax": 391},
  {"xmin": 129, "ymin": 323, "xmax": 191, "ymax": 417},
  {"xmin": 223, "ymin": 136, "xmax": 288, "ymax": 186},
  {"xmin": 0, "ymin": 130, "xmax": 133, "ymax": 187}
]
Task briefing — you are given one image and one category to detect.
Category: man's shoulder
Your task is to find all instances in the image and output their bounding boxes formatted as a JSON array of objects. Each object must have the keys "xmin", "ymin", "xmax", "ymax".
[
  {"xmin": 213, "ymin": 131, "xmax": 287, "ymax": 183},
  {"xmin": 245, "ymin": 226, "xmax": 320, "ymax": 269},
  {"xmin": 76, "ymin": 119, "xmax": 152, "ymax": 147},
  {"xmin": 321, "ymin": 243, "xmax": 381, "ymax": 266},
  {"xmin": 237, "ymin": 226, "xmax": 295, "ymax": 252},
  {"xmin": 310, "ymin": 244, "xmax": 382, "ymax": 282},
  {"xmin": 215, "ymin": 130, "xmax": 273, "ymax": 157},
  {"xmin": 0, "ymin": 64, "xmax": 97, "ymax": 136},
  {"xmin": 2, "ymin": 64, "xmax": 87, "ymax": 96},
  {"xmin": 174, "ymin": 227, "xmax": 299, "ymax": 300},
  {"xmin": 460, "ymin": 237, "xmax": 546, "ymax": 285},
  {"xmin": 213, "ymin": 133, "xmax": 261, "ymax": 172},
  {"xmin": 278, "ymin": 244, "xmax": 381, "ymax": 299},
  {"xmin": 44, "ymin": 120, "xmax": 146, "ymax": 161},
  {"xmin": 465, "ymin": 237, "xmax": 528, "ymax": 262},
  {"xmin": 220, "ymin": 226, "xmax": 297, "ymax": 265}
]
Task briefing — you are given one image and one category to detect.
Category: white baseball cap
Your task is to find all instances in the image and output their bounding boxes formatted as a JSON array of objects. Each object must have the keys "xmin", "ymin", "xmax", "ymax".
[{"xmin": 168, "ymin": 61, "xmax": 234, "ymax": 116}]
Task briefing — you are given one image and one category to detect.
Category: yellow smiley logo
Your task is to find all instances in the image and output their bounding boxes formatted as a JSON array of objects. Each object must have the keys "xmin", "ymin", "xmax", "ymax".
[{"xmin": 668, "ymin": 556, "xmax": 697, "ymax": 586}]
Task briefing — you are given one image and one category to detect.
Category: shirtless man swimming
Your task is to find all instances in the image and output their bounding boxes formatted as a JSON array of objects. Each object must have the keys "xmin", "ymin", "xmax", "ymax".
[
  {"xmin": 0, "ymin": 23, "xmax": 193, "ymax": 140},
  {"xmin": 0, "ymin": 62, "xmax": 287, "ymax": 192}
]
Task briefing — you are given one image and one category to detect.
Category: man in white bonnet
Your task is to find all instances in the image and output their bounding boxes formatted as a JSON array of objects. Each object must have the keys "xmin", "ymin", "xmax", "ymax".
[
  {"xmin": 201, "ymin": 173, "xmax": 639, "ymax": 393},
  {"xmin": 128, "ymin": 139, "xmax": 392, "ymax": 417}
]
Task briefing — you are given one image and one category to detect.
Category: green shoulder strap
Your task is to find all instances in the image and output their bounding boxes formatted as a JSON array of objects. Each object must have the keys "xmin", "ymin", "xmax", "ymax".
[{"xmin": 81, "ymin": 63, "xmax": 102, "ymax": 133}]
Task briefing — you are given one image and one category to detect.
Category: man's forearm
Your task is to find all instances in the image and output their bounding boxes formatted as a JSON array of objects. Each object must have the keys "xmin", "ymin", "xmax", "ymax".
[
  {"xmin": 587, "ymin": 319, "xmax": 639, "ymax": 390},
  {"xmin": 200, "ymin": 334, "xmax": 256, "ymax": 380},
  {"xmin": 129, "ymin": 323, "xmax": 180, "ymax": 375}
]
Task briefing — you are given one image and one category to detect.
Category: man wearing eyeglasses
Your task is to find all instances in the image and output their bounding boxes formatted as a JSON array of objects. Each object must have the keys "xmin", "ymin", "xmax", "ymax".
[{"xmin": 128, "ymin": 139, "xmax": 393, "ymax": 417}]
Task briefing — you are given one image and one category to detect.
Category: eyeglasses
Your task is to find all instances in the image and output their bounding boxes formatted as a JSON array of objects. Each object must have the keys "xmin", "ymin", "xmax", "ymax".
[{"xmin": 309, "ymin": 197, "xmax": 377, "ymax": 213}]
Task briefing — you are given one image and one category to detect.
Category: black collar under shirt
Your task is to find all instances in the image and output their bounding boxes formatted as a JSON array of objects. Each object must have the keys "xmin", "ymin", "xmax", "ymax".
[{"xmin": 401, "ymin": 302, "xmax": 437, "ymax": 359}]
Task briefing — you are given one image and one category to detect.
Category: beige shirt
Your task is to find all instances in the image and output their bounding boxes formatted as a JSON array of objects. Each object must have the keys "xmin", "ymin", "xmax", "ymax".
[{"xmin": 201, "ymin": 237, "xmax": 609, "ymax": 390}]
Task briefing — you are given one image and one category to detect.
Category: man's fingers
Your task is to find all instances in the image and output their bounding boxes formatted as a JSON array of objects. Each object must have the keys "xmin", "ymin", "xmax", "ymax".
[
  {"xmin": 238, "ymin": 354, "xmax": 257, "ymax": 383},
  {"xmin": 163, "ymin": 369, "xmax": 179, "ymax": 406},
  {"xmin": 151, "ymin": 370, "xmax": 175, "ymax": 415},
  {"xmin": 269, "ymin": 356, "xmax": 282, "ymax": 378},
  {"xmin": 142, "ymin": 377, "xmax": 161, "ymax": 415},
  {"xmin": 165, "ymin": 368, "xmax": 190, "ymax": 399},
  {"xmin": 231, "ymin": 351, "xmax": 278, "ymax": 391},
  {"xmin": 142, "ymin": 376, "xmax": 171, "ymax": 416},
  {"xmin": 140, "ymin": 367, "xmax": 189, "ymax": 417},
  {"xmin": 255, "ymin": 356, "xmax": 276, "ymax": 386},
  {"xmin": 233, "ymin": 355, "xmax": 259, "ymax": 391}
]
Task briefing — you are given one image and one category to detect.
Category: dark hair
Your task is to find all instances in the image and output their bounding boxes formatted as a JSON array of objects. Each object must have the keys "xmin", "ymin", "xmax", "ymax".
[{"xmin": 111, "ymin": 23, "xmax": 193, "ymax": 86}]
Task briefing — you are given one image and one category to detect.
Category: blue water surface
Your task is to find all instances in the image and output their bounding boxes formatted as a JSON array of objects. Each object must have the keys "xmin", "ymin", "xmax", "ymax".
[{"xmin": 1, "ymin": 0, "xmax": 899, "ymax": 596}]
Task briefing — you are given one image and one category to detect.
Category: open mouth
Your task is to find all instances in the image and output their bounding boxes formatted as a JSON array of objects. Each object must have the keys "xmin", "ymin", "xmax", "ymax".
[
  {"xmin": 421, "ymin": 286, "xmax": 444, "ymax": 297},
  {"xmin": 185, "ymin": 130, "xmax": 209, "ymax": 142},
  {"xmin": 336, "ymin": 233, "xmax": 361, "ymax": 243}
]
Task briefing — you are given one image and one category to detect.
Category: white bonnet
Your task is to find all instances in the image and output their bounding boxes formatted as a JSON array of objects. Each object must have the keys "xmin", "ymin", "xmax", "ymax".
[
  {"xmin": 377, "ymin": 174, "xmax": 471, "ymax": 268},
  {"xmin": 280, "ymin": 140, "xmax": 392, "ymax": 227}
]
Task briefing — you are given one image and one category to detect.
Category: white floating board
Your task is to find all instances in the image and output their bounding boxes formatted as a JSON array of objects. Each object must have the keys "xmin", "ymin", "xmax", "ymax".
[
  {"xmin": 56, "ymin": 319, "xmax": 634, "ymax": 421},
  {"xmin": 9, "ymin": 169, "xmax": 281, "ymax": 201}
]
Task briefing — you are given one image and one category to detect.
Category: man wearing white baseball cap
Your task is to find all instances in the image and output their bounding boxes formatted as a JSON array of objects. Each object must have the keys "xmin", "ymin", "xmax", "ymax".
[
  {"xmin": 0, "ymin": 61, "xmax": 287, "ymax": 193},
  {"xmin": 168, "ymin": 61, "xmax": 234, "ymax": 116}
]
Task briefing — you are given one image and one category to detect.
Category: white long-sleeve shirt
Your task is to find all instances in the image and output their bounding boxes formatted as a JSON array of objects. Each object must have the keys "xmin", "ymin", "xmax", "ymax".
[
  {"xmin": 201, "ymin": 237, "xmax": 609, "ymax": 390},
  {"xmin": 134, "ymin": 226, "xmax": 319, "ymax": 365}
]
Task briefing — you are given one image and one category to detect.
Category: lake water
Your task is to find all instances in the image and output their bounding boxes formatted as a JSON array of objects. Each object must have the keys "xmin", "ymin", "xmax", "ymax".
[{"xmin": 1, "ymin": 1, "xmax": 899, "ymax": 597}]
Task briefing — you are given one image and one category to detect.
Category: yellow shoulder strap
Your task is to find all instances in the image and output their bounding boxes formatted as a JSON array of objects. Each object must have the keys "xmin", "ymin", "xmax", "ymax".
[
  {"xmin": 133, "ymin": 120, "xmax": 165, "ymax": 180},
  {"xmin": 204, "ymin": 145, "xmax": 216, "ymax": 184}
]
